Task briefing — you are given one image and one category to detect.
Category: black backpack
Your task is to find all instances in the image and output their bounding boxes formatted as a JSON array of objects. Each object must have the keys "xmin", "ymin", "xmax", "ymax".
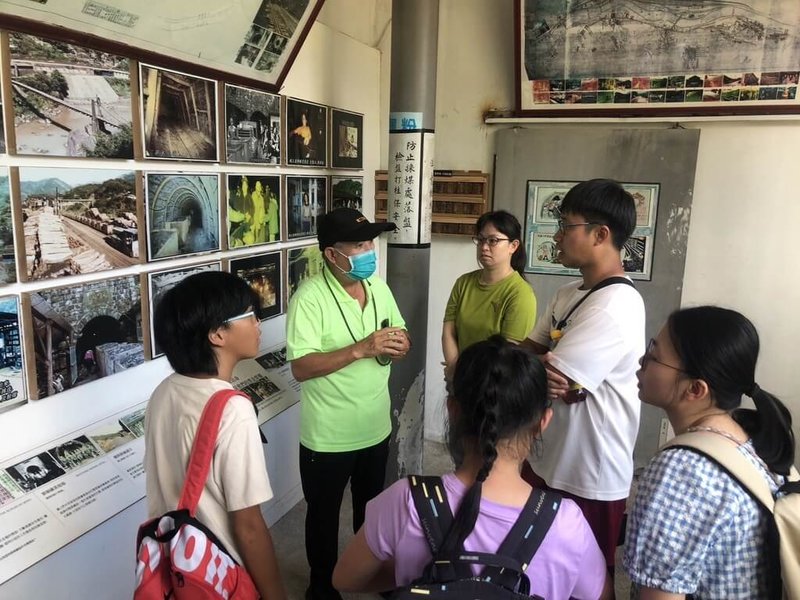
[{"xmin": 390, "ymin": 475, "xmax": 562, "ymax": 600}]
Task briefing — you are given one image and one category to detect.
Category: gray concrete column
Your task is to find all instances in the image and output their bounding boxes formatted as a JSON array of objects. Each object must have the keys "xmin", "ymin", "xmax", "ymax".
[{"xmin": 384, "ymin": 0, "xmax": 438, "ymax": 481}]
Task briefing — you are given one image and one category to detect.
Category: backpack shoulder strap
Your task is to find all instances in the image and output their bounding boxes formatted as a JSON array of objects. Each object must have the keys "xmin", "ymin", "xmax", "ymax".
[
  {"xmin": 407, "ymin": 475, "xmax": 453, "ymax": 556},
  {"xmin": 662, "ymin": 431, "xmax": 776, "ymax": 511},
  {"xmin": 483, "ymin": 488, "xmax": 562, "ymax": 588},
  {"xmin": 555, "ymin": 276, "xmax": 634, "ymax": 330},
  {"xmin": 178, "ymin": 388, "xmax": 250, "ymax": 514}
]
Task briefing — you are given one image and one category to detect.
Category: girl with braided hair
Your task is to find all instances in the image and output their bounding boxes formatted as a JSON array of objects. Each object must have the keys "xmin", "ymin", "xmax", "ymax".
[
  {"xmin": 333, "ymin": 336, "xmax": 612, "ymax": 599},
  {"xmin": 625, "ymin": 306, "xmax": 796, "ymax": 599}
]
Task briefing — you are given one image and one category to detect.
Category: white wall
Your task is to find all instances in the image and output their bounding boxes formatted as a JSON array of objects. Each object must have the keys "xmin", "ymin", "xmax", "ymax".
[{"xmin": 0, "ymin": 20, "xmax": 381, "ymax": 598}]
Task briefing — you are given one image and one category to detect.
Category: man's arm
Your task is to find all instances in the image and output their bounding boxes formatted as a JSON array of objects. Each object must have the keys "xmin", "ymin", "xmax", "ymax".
[
  {"xmin": 230, "ymin": 505, "xmax": 286, "ymax": 600},
  {"xmin": 290, "ymin": 327, "xmax": 409, "ymax": 382},
  {"xmin": 520, "ymin": 338, "xmax": 549, "ymax": 354}
]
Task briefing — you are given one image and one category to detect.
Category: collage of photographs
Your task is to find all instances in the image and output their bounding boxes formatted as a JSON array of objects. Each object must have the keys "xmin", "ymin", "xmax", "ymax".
[{"xmin": 0, "ymin": 29, "xmax": 365, "ymax": 411}]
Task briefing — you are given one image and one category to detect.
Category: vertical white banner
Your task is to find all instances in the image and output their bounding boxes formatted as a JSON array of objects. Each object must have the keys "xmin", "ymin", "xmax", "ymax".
[{"xmin": 386, "ymin": 132, "xmax": 434, "ymax": 245}]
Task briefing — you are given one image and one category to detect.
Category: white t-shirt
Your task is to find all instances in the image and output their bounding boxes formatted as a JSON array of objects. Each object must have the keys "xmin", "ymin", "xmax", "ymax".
[
  {"xmin": 528, "ymin": 280, "xmax": 644, "ymax": 501},
  {"xmin": 144, "ymin": 373, "xmax": 273, "ymax": 563}
]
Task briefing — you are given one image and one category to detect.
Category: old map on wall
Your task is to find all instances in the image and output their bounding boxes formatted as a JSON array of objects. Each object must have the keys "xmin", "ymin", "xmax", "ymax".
[{"xmin": 519, "ymin": 0, "xmax": 800, "ymax": 112}]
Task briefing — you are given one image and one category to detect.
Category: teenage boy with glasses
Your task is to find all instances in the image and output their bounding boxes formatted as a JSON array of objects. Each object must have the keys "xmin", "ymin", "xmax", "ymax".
[{"xmin": 521, "ymin": 179, "xmax": 645, "ymax": 584}]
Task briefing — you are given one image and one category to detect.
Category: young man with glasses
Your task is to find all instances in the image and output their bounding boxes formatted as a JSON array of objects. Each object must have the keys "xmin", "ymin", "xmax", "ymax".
[
  {"xmin": 286, "ymin": 208, "xmax": 410, "ymax": 600},
  {"xmin": 145, "ymin": 271, "xmax": 286, "ymax": 600},
  {"xmin": 521, "ymin": 179, "xmax": 645, "ymax": 581}
]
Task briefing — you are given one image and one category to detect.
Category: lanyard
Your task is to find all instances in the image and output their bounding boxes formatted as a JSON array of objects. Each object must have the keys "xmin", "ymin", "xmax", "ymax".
[{"xmin": 322, "ymin": 267, "xmax": 378, "ymax": 345}]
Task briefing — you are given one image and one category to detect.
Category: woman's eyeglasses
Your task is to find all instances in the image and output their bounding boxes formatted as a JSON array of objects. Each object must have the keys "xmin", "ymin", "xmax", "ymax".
[
  {"xmin": 472, "ymin": 236, "xmax": 511, "ymax": 247},
  {"xmin": 641, "ymin": 338, "xmax": 685, "ymax": 372}
]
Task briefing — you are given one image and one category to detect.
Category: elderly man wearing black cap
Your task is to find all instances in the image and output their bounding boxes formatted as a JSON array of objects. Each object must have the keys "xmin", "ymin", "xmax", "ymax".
[{"xmin": 286, "ymin": 207, "xmax": 410, "ymax": 600}]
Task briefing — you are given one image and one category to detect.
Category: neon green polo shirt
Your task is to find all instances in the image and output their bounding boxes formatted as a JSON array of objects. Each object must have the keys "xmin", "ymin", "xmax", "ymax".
[
  {"xmin": 286, "ymin": 266, "xmax": 406, "ymax": 452},
  {"xmin": 444, "ymin": 269, "xmax": 537, "ymax": 352}
]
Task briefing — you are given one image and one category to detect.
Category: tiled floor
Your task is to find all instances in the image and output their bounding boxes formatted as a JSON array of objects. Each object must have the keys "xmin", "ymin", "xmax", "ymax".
[{"xmin": 270, "ymin": 440, "xmax": 632, "ymax": 599}]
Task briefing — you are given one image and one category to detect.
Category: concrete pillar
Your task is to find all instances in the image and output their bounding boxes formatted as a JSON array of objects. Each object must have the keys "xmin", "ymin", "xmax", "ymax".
[{"xmin": 385, "ymin": 0, "xmax": 439, "ymax": 480}]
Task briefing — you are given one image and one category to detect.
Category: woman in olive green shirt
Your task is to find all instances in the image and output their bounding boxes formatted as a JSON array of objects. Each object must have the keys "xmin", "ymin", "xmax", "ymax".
[{"xmin": 442, "ymin": 210, "xmax": 537, "ymax": 378}]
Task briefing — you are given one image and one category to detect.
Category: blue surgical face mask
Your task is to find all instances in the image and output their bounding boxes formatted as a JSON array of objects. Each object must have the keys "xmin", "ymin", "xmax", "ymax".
[{"xmin": 336, "ymin": 247, "xmax": 376, "ymax": 281}]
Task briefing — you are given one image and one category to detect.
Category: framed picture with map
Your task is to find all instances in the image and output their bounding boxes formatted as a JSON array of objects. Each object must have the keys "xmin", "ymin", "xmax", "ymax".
[{"xmin": 516, "ymin": 0, "xmax": 800, "ymax": 117}]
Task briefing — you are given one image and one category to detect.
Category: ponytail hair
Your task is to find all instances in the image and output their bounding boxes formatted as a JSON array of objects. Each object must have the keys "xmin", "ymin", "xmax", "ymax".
[
  {"xmin": 667, "ymin": 306, "xmax": 795, "ymax": 474},
  {"xmin": 443, "ymin": 335, "xmax": 549, "ymax": 550},
  {"xmin": 476, "ymin": 210, "xmax": 527, "ymax": 275}
]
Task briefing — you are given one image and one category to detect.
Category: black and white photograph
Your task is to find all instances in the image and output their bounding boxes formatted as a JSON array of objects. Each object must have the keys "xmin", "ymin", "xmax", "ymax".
[
  {"xmin": 120, "ymin": 407, "xmax": 145, "ymax": 437},
  {"xmin": 48, "ymin": 435, "xmax": 101, "ymax": 472},
  {"xmin": 0, "ymin": 170, "xmax": 17, "ymax": 284},
  {"xmin": 622, "ymin": 235, "xmax": 653, "ymax": 280},
  {"xmin": 147, "ymin": 262, "xmax": 221, "ymax": 357},
  {"xmin": 286, "ymin": 176, "xmax": 326, "ymax": 239},
  {"xmin": 234, "ymin": 0, "xmax": 312, "ymax": 73},
  {"xmin": 0, "ymin": 296, "xmax": 26, "ymax": 412},
  {"xmin": 330, "ymin": 108, "xmax": 363, "ymax": 169},
  {"xmin": 331, "ymin": 176, "xmax": 363, "ymax": 211},
  {"xmin": 239, "ymin": 373, "xmax": 281, "ymax": 405},
  {"xmin": 285, "ymin": 98, "xmax": 327, "ymax": 167},
  {"xmin": 225, "ymin": 84, "xmax": 281, "ymax": 164},
  {"xmin": 29, "ymin": 274, "xmax": 144, "ymax": 399},
  {"xmin": 9, "ymin": 32, "xmax": 133, "ymax": 158},
  {"xmin": 87, "ymin": 420, "xmax": 136, "ymax": 453},
  {"xmin": 140, "ymin": 64, "xmax": 217, "ymax": 161},
  {"xmin": 229, "ymin": 251, "xmax": 283, "ymax": 321},
  {"xmin": 19, "ymin": 167, "xmax": 138, "ymax": 281},
  {"xmin": 287, "ymin": 244, "xmax": 323, "ymax": 299},
  {"xmin": 255, "ymin": 346, "xmax": 287, "ymax": 370},
  {"xmin": 5, "ymin": 452, "xmax": 65, "ymax": 492},
  {"xmin": 227, "ymin": 174, "xmax": 281, "ymax": 248},
  {"xmin": 146, "ymin": 173, "xmax": 220, "ymax": 260}
]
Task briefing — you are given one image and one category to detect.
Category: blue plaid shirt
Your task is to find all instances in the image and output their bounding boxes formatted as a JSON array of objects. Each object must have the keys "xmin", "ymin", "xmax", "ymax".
[{"xmin": 623, "ymin": 441, "xmax": 782, "ymax": 599}]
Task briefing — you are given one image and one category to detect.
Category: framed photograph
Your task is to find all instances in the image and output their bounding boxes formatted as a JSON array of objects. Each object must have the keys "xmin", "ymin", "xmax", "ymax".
[
  {"xmin": 140, "ymin": 64, "xmax": 217, "ymax": 161},
  {"xmin": 225, "ymin": 84, "xmax": 281, "ymax": 164},
  {"xmin": 228, "ymin": 251, "xmax": 283, "ymax": 321},
  {"xmin": 27, "ymin": 274, "xmax": 144, "ymax": 399},
  {"xmin": 516, "ymin": 0, "xmax": 800, "ymax": 116},
  {"xmin": 0, "ymin": 80, "xmax": 7, "ymax": 155},
  {"xmin": 1, "ymin": 1, "xmax": 324, "ymax": 89},
  {"xmin": 0, "ymin": 296, "xmax": 26, "ymax": 413},
  {"xmin": 285, "ymin": 98, "xmax": 327, "ymax": 167},
  {"xmin": 523, "ymin": 180, "xmax": 658, "ymax": 280},
  {"xmin": 145, "ymin": 173, "xmax": 220, "ymax": 261},
  {"xmin": 0, "ymin": 170, "xmax": 17, "ymax": 284},
  {"xmin": 330, "ymin": 109, "xmax": 363, "ymax": 169},
  {"xmin": 8, "ymin": 32, "xmax": 134, "ymax": 158},
  {"xmin": 331, "ymin": 176, "xmax": 363, "ymax": 211},
  {"xmin": 227, "ymin": 174, "xmax": 281, "ymax": 248},
  {"xmin": 286, "ymin": 176, "xmax": 327, "ymax": 240},
  {"xmin": 17, "ymin": 167, "xmax": 139, "ymax": 281},
  {"xmin": 286, "ymin": 244, "xmax": 324, "ymax": 300},
  {"xmin": 147, "ymin": 262, "xmax": 221, "ymax": 358}
]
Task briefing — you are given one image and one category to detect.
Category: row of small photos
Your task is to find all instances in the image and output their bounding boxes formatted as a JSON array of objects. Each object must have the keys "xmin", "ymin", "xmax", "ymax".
[
  {"xmin": 0, "ymin": 169, "xmax": 358, "ymax": 285},
  {"xmin": 0, "ymin": 242, "xmax": 324, "ymax": 411},
  {"xmin": 1, "ymin": 31, "xmax": 362, "ymax": 168}
]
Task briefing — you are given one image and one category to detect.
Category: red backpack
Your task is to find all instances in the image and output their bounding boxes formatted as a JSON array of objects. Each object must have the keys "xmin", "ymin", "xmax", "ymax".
[{"xmin": 134, "ymin": 389, "xmax": 260, "ymax": 599}]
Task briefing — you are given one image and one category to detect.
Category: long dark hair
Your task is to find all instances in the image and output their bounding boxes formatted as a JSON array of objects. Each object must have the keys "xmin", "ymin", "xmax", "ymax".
[
  {"xmin": 667, "ymin": 306, "xmax": 795, "ymax": 474},
  {"xmin": 476, "ymin": 210, "xmax": 526, "ymax": 274},
  {"xmin": 444, "ymin": 335, "xmax": 549, "ymax": 550}
]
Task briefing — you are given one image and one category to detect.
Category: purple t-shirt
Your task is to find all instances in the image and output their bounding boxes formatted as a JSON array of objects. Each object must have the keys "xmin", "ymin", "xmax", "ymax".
[{"xmin": 364, "ymin": 473, "xmax": 606, "ymax": 600}]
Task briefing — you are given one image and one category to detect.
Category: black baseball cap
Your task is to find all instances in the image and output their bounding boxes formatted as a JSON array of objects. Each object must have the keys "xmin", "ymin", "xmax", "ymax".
[{"xmin": 317, "ymin": 208, "xmax": 396, "ymax": 250}]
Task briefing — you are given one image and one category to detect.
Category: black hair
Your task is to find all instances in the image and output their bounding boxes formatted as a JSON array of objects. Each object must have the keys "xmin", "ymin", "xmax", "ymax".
[
  {"xmin": 559, "ymin": 179, "xmax": 636, "ymax": 250},
  {"xmin": 475, "ymin": 210, "xmax": 527, "ymax": 274},
  {"xmin": 153, "ymin": 271, "xmax": 260, "ymax": 376},
  {"xmin": 667, "ymin": 306, "xmax": 795, "ymax": 475},
  {"xmin": 443, "ymin": 335, "xmax": 549, "ymax": 552}
]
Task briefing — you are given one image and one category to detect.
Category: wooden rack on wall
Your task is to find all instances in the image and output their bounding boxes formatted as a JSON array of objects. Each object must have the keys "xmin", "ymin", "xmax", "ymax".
[{"xmin": 374, "ymin": 170, "xmax": 491, "ymax": 237}]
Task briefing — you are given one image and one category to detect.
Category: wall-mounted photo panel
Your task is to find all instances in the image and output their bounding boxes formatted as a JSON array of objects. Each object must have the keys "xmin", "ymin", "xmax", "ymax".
[
  {"xmin": 330, "ymin": 109, "xmax": 363, "ymax": 169},
  {"xmin": 285, "ymin": 98, "xmax": 327, "ymax": 167},
  {"xmin": 18, "ymin": 167, "xmax": 138, "ymax": 281},
  {"xmin": 27, "ymin": 274, "xmax": 144, "ymax": 399},
  {"xmin": 227, "ymin": 174, "xmax": 281, "ymax": 249},
  {"xmin": 146, "ymin": 262, "xmax": 221, "ymax": 358},
  {"xmin": 331, "ymin": 176, "xmax": 363, "ymax": 211},
  {"xmin": 0, "ymin": 80, "xmax": 6, "ymax": 155},
  {"xmin": 0, "ymin": 170, "xmax": 16, "ymax": 284},
  {"xmin": 287, "ymin": 244, "xmax": 324, "ymax": 301},
  {"xmin": 228, "ymin": 251, "xmax": 283, "ymax": 321},
  {"xmin": 0, "ymin": 296, "xmax": 26, "ymax": 413},
  {"xmin": 8, "ymin": 32, "xmax": 133, "ymax": 159},
  {"xmin": 140, "ymin": 64, "xmax": 217, "ymax": 161},
  {"xmin": 286, "ymin": 176, "xmax": 326, "ymax": 240},
  {"xmin": 225, "ymin": 84, "xmax": 281, "ymax": 164},
  {"xmin": 145, "ymin": 173, "xmax": 220, "ymax": 261}
]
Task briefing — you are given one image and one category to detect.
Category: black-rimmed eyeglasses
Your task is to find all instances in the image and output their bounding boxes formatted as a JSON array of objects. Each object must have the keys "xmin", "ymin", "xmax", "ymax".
[
  {"xmin": 472, "ymin": 236, "xmax": 511, "ymax": 247},
  {"xmin": 556, "ymin": 219, "xmax": 599, "ymax": 234},
  {"xmin": 641, "ymin": 338, "xmax": 685, "ymax": 372}
]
